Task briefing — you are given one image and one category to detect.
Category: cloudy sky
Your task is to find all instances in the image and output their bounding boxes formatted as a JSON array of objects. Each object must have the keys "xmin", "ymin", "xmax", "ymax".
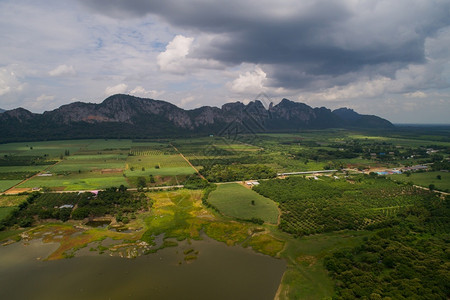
[{"xmin": 1, "ymin": 0, "xmax": 449, "ymax": 123}]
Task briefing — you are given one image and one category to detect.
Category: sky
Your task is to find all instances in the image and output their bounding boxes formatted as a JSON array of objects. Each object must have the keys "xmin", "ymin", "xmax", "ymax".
[{"xmin": 0, "ymin": 0, "xmax": 449, "ymax": 123}]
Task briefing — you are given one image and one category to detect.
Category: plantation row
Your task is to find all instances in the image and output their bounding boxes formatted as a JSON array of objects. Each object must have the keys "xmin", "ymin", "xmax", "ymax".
[
  {"xmin": 189, "ymin": 154, "xmax": 267, "ymax": 168},
  {"xmin": 129, "ymin": 149, "xmax": 165, "ymax": 156},
  {"xmin": 129, "ymin": 145, "xmax": 176, "ymax": 156},
  {"xmin": 200, "ymin": 164, "xmax": 276, "ymax": 182},
  {"xmin": 128, "ymin": 160, "xmax": 189, "ymax": 169},
  {"xmin": 253, "ymin": 176, "xmax": 428, "ymax": 236}
]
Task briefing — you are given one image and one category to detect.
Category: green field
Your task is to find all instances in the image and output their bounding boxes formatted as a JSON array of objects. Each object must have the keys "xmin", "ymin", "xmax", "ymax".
[
  {"xmin": 84, "ymin": 139, "xmax": 132, "ymax": 150},
  {"xmin": 49, "ymin": 159, "xmax": 126, "ymax": 173},
  {"xmin": 0, "ymin": 206, "xmax": 17, "ymax": 221},
  {"xmin": 0, "ymin": 166, "xmax": 47, "ymax": 173},
  {"xmin": 208, "ymin": 183, "xmax": 279, "ymax": 224},
  {"xmin": 125, "ymin": 152, "xmax": 195, "ymax": 177},
  {"xmin": 0, "ymin": 140, "xmax": 90, "ymax": 158},
  {"xmin": 389, "ymin": 171, "xmax": 450, "ymax": 192},
  {"xmin": 65, "ymin": 153, "xmax": 128, "ymax": 160},
  {"xmin": 18, "ymin": 174, "xmax": 128, "ymax": 191},
  {"xmin": 126, "ymin": 167, "xmax": 195, "ymax": 177},
  {"xmin": 275, "ymin": 230, "xmax": 371, "ymax": 299},
  {"xmin": 0, "ymin": 180, "xmax": 22, "ymax": 192},
  {"xmin": 0, "ymin": 139, "xmax": 201, "ymax": 190},
  {"xmin": 0, "ymin": 195, "xmax": 28, "ymax": 206}
]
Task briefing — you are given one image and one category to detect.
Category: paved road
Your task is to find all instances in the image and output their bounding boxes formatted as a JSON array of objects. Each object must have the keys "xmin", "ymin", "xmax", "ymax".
[
  {"xmin": 412, "ymin": 184, "xmax": 449, "ymax": 196},
  {"xmin": 277, "ymin": 170, "xmax": 338, "ymax": 176},
  {"xmin": 0, "ymin": 185, "xmax": 185, "ymax": 195}
]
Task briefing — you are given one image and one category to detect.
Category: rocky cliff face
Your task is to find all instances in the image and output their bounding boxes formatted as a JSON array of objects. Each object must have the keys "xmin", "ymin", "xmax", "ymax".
[
  {"xmin": 42, "ymin": 95, "xmax": 191, "ymax": 126},
  {"xmin": 1, "ymin": 108, "xmax": 36, "ymax": 123},
  {"xmin": 270, "ymin": 98, "xmax": 316, "ymax": 122},
  {"xmin": 0, "ymin": 94, "xmax": 394, "ymax": 141},
  {"xmin": 332, "ymin": 108, "xmax": 394, "ymax": 128}
]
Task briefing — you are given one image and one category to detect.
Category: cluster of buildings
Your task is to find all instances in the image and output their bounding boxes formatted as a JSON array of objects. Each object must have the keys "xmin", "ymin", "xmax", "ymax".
[{"xmin": 376, "ymin": 165, "xmax": 429, "ymax": 175}]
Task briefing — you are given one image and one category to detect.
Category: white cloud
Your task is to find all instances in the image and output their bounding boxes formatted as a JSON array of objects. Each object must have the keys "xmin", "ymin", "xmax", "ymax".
[
  {"xmin": 49, "ymin": 64, "xmax": 76, "ymax": 77},
  {"xmin": 105, "ymin": 83, "xmax": 128, "ymax": 95},
  {"xmin": 0, "ymin": 67, "xmax": 25, "ymax": 96},
  {"xmin": 404, "ymin": 91, "xmax": 427, "ymax": 98},
  {"xmin": 36, "ymin": 94, "xmax": 55, "ymax": 102},
  {"xmin": 180, "ymin": 95, "xmax": 195, "ymax": 107},
  {"xmin": 157, "ymin": 35, "xmax": 223, "ymax": 74},
  {"xmin": 228, "ymin": 66, "xmax": 267, "ymax": 95},
  {"xmin": 157, "ymin": 35, "xmax": 194, "ymax": 74},
  {"xmin": 300, "ymin": 76, "xmax": 391, "ymax": 102},
  {"xmin": 129, "ymin": 86, "xmax": 164, "ymax": 99},
  {"xmin": 0, "ymin": 70, "xmax": 12, "ymax": 96}
]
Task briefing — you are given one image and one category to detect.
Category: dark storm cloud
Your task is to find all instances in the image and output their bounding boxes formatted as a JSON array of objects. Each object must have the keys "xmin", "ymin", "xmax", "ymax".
[{"xmin": 78, "ymin": 0, "xmax": 450, "ymax": 89}]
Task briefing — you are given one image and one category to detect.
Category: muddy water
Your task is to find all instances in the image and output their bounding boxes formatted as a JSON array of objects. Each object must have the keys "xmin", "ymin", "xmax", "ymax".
[{"xmin": 0, "ymin": 236, "xmax": 285, "ymax": 300}]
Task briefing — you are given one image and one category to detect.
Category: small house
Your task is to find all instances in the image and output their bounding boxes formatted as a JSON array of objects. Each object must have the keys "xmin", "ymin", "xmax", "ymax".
[{"xmin": 59, "ymin": 204, "xmax": 74, "ymax": 209}]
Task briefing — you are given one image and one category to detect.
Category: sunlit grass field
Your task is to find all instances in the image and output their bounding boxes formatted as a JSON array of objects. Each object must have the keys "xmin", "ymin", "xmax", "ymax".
[
  {"xmin": 0, "ymin": 180, "xmax": 22, "ymax": 192},
  {"xmin": 208, "ymin": 183, "xmax": 279, "ymax": 224},
  {"xmin": 0, "ymin": 140, "xmax": 90, "ymax": 158},
  {"xmin": 49, "ymin": 159, "xmax": 126, "ymax": 173},
  {"xmin": 389, "ymin": 171, "xmax": 450, "ymax": 192},
  {"xmin": 0, "ymin": 194, "xmax": 28, "ymax": 206},
  {"xmin": 18, "ymin": 174, "xmax": 128, "ymax": 190},
  {"xmin": 125, "ymin": 152, "xmax": 195, "ymax": 176},
  {"xmin": 0, "ymin": 206, "xmax": 17, "ymax": 221}
]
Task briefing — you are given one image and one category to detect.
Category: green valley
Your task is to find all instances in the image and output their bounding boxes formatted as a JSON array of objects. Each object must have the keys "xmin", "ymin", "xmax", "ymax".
[{"xmin": 0, "ymin": 127, "xmax": 448, "ymax": 299}]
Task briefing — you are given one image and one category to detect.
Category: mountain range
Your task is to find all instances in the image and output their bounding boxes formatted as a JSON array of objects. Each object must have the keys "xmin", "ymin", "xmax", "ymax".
[{"xmin": 0, "ymin": 94, "xmax": 393, "ymax": 142}]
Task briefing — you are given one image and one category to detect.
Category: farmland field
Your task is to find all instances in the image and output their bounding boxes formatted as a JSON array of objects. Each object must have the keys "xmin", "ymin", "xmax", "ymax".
[
  {"xmin": 0, "ymin": 139, "xmax": 201, "ymax": 190},
  {"xmin": 388, "ymin": 171, "xmax": 450, "ymax": 192},
  {"xmin": 0, "ymin": 128, "xmax": 449, "ymax": 299},
  {"xmin": 0, "ymin": 206, "xmax": 16, "ymax": 221},
  {"xmin": 0, "ymin": 194, "xmax": 28, "ymax": 206},
  {"xmin": 0, "ymin": 140, "xmax": 91, "ymax": 158},
  {"xmin": 208, "ymin": 183, "xmax": 279, "ymax": 224},
  {"xmin": 49, "ymin": 159, "xmax": 126, "ymax": 173},
  {"xmin": 19, "ymin": 174, "xmax": 128, "ymax": 191},
  {"xmin": 0, "ymin": 180, "xmax": 22, "ymax": 192},
  {"xmin": 0, "ymin": 166, "xmax": 47, "ymax": 173},
  {"xmin": 125, "ymin": 153, "xmax": 194, "ymax": 176}
]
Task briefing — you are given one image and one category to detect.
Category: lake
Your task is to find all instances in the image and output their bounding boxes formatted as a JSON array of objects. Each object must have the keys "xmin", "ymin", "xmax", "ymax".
[{"xmin": 0, "ymin": 235, "xmax": 286, "ymax": 300}]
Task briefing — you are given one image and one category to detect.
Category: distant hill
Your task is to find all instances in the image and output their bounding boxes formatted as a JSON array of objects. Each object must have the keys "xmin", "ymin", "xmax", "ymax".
[
  {"xmin": 0, "ymin": 108, "xmax": 5, "ymax": 113},
  {"xmin": 0, "ymin": 94, "xmax": 394, "ymax": 142},
  {"xmin": 333, "ymin": 107, "xmax": 393, "ymax": 128}
]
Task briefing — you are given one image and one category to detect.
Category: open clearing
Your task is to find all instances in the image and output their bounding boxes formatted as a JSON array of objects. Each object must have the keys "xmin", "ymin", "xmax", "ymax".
[
  {"xmin": 125, "ymin": 154, "xmax": 194, "ymax": 176},
  {"xmin": 208, "ymin": 183, "xmax": 279, "ymax": 224},
  {"xmin": 0, "ymin": 206, "xmax": 16, "ymax": 221},
  {"xmin": 0, "ymin": 180, "xmax": 23, "ymax": 192},
  {"xmin": 18, "ymin": 174, "xmax": 128, "ymax": 191},
  {"xmin": 388, "ymin": 171, "xmax": 450, "ymax": 192},
  {"xmin": 0, "ymin": 194, "xmax": 28, "ymax": 206}
]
